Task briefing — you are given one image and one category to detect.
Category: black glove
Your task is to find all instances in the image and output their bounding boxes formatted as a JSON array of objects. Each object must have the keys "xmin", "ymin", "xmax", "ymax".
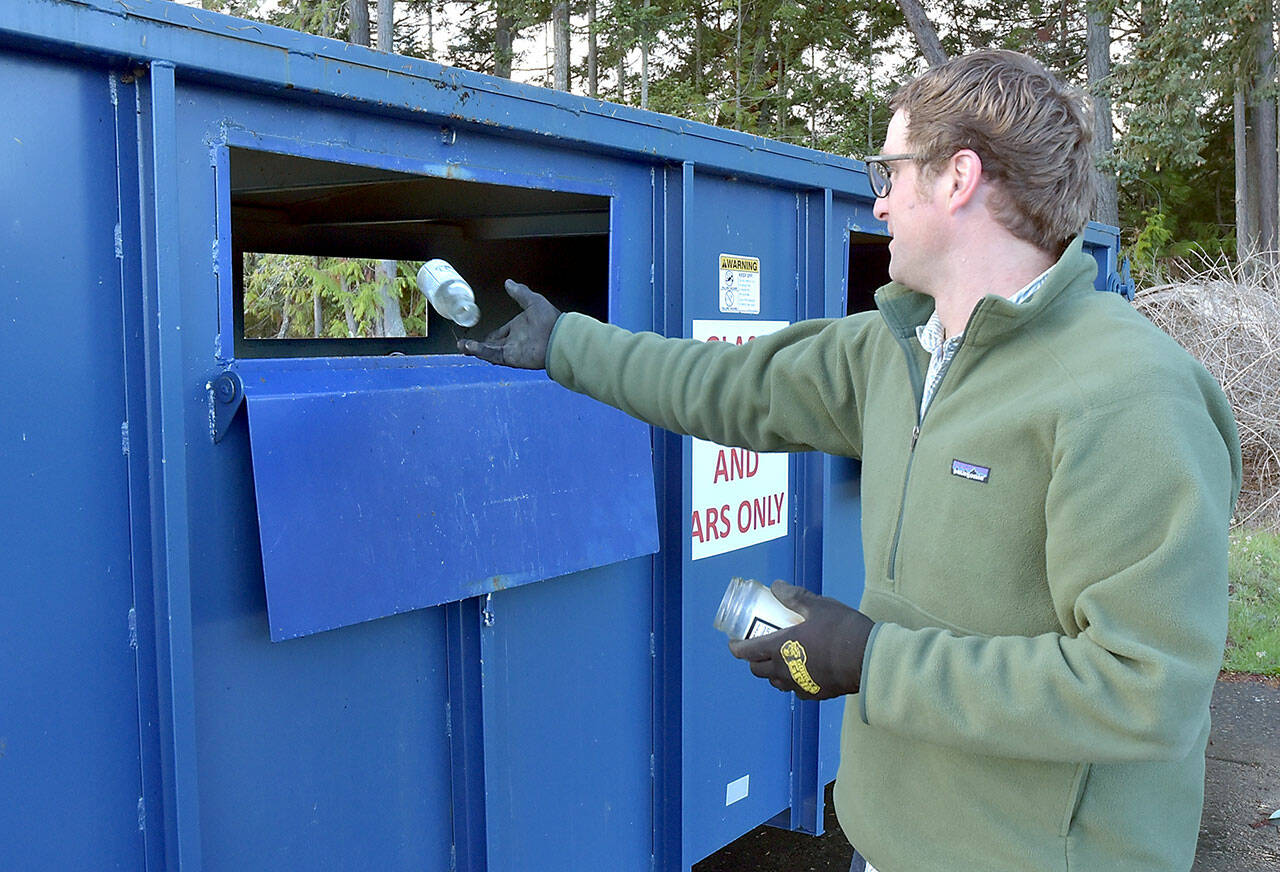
[
  {"xmin": 728, "ymin": 581, "xmax": 874, "ymax": 701},
  {"xmin": 457, "ymin": 279, "xmax": 561, "ymax": 369}
]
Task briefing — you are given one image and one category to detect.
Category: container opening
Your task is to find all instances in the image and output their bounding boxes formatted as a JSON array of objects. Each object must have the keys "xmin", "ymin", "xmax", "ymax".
[
  {"xmin": 846, "ymin": 231, "xmax": 890, "ymax": 315},
  {"xmin": 229, "ymin": 148, "xmax": 610, "ymax": 358}
]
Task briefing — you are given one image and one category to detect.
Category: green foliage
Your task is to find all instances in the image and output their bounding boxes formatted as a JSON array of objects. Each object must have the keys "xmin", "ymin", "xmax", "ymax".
[
  {"xmin": 1130, "ymin": 208, "xmax": 1174, "ymax": 274},
  {"xmin": 1225, "ymin": 529, "xmax": 1280, "ymax": 677},
  {"xmin": 198, "ymin": 0, "xmax": 1279, "ymax": 267},
  {"xmin": 1118, "ymin": 100, "xmax": 1238, "ymax": 267},
  {"xmin": 243, "ymin": 253, "xmax": 425, "ymax": 339}
]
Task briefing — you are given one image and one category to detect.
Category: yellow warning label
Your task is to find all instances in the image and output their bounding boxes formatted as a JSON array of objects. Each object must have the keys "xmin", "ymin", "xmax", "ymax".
[
  {"xmin": 719, "ymin": 254, "xmax": 760, "ymax": 272},
  {"xmin": 780, "ymin": 639, "xmax": 821, "ymax": 694},
  {"xmin": 718, "ymin": 253, "xmax": 761, "ymax": 314}
]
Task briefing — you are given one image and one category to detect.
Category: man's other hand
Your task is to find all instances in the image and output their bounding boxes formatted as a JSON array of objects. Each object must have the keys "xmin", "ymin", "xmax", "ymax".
[
  {"xmin": 458, "ymin": 279, "xmax": 561, "ymax": 369},
  {"xmin": 728, "ymin": 581, "xmax": 874, "ymax": 701}
]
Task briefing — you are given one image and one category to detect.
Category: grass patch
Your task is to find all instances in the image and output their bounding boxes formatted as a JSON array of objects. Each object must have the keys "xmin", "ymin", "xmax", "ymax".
[{"xmin": 1223, "ymin": 529, "xmax": 1280, "ymax": 677}]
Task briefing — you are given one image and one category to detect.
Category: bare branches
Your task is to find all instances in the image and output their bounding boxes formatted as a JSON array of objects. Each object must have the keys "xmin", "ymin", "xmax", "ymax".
[{"xmin": 1135, "ymin": 255, "xmax": 1280, "ymax": 530}]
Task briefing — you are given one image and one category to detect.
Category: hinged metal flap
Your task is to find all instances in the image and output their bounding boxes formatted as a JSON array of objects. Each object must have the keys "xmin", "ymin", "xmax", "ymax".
[{"xmin": 239, "ymin": 358, "xmax": 658, "ymax": 640}]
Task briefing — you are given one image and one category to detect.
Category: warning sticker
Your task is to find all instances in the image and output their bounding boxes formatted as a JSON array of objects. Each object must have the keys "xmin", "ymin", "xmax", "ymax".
[{"xmin": 719, "ymin": 253, "xmax": 760, "ymax": 314}]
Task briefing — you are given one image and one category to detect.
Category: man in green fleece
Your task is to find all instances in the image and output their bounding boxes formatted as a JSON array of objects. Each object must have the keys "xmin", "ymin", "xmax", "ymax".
[{"xmin": 460, "ymin": 50, "xmax": 1241, "ymax": 872}]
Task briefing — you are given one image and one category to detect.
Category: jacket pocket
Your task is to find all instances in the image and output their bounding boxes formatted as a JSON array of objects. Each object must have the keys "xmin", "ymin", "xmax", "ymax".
[{"xmin": 1058, "ymin": 762, "xmax": 1091, "ymax": 838}]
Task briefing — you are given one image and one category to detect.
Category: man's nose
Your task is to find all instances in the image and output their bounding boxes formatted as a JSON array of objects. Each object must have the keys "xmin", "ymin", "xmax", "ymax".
[{"xmin": 872, "ymin": 194, "xmax": 889, "ymax": 223}]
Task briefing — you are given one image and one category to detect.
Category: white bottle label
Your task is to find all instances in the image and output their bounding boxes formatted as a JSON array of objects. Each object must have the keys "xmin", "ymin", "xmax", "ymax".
[{"xmin": 746, "ymin": 617, "xmax": 782, "ymax": 639}]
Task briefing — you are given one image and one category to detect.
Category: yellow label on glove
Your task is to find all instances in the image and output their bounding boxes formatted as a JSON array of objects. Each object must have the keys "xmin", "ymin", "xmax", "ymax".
[{"xmin": 780, "ymin": 640, "xmax": 820, "ymax": 694}]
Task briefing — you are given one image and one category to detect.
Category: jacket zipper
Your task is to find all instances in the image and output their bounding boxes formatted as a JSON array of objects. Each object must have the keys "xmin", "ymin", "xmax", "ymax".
[
  {"xmin": 886, "ymin": 423, "xmax": 920, "ymax": 581},
  {"xmin": 885, "ymin": 329, "xmax": 928, "ymax": 581},
  {"xmin": 885, "ymin": 300, "xmax": 985, "ymax": 581}
]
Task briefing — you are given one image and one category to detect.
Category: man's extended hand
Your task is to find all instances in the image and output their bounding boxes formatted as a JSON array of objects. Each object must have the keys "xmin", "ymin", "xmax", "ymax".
[
  {"xmin": 457, "ymin": 279, "xmax": 561, "ymax": 369},
  {"xmin": 728, "ymin": 581, "xmax": 874, "ymax": 701}
]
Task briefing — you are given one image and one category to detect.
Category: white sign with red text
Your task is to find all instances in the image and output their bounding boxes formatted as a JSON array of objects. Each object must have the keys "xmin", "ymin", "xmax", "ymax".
[{"xmin": 690, "ymin": 319, "xmax": 791, "ymax": 561}]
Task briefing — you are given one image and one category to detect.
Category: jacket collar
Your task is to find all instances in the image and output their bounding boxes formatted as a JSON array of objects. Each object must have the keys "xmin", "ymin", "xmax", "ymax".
[{"xmin": 874, "ymin": 235, "xmax": 1098, "ymax": 348}]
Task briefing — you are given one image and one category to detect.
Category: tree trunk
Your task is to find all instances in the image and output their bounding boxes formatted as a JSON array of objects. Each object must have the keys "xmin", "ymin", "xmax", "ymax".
[
  {"xmin": 617, "ymin": 37, "xmax": 626, "ymax": 101},
  {"xmin": 895, "ymin": 0, "xmax": 947, "ymax": 67},
  {"xmin": 587, "ymin": 0, "xmax": 598, "ymax": 97},
  {"xmin": 376, "ymin": 260, "xmax": 406, "ymax": 337},
  {"xmin": 1253, "ymin": 5, "xmax": 1278, "ymax": 257},
  {"xmin": 495, "ymin": 3, "xmax": 515, "ymax": 78},
  {"xmin": 344, "ymin": 300, "xmax": 358, "ymax": 337},
  {"xmin": 350, "ymin": 0, "xmax": 370, "ymax": 47},
  {"xmin": 553, "ymin": 1, "xmax": 570, "ymax": 91},
  {"xmin": 313, "ymin": 256, "xmax": 325, "ymax": 337},
  {"xmin": 1236, "ymin": 83, "xmax": 1256, "ymax": 260},
  {"xmin": 735, "ymin": 0, "xmax": 742, "ymax": 127},
  {"xmin": 376, "ymin": 0, "xmax": 394, "ymax": 52},
  {"xmin": 777, "ymin": 35, "xmax": 787, "ymax": 140},
  {"xmin": 426, "ymin": 1, "xmax": 434, "ymax": 61},
  {"xmin": 694, "ymin": 3, "xmax": 703, "ymax": 94},
  {"xmin": 640, "ymin": 0, "xmax": 650, "ymax": 109},
  {"xmin": 1087, "ymin": 6, "xmax": 1118, "ymax": 226}
]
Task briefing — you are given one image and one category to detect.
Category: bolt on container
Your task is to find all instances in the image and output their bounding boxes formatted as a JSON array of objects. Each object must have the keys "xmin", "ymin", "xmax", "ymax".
[
  {"xmin": 417, "ymin": 258, "xmax": 481, "ymax": 327},
  {"xmin": 713, "ymin": 577, "xmax": 804, "ymax": 641}
]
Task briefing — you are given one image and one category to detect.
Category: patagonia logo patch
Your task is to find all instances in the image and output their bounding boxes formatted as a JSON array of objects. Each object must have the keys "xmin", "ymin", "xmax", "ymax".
[{"xmin": 951, "ymin": 459, "xmax": 990, "ymax": 483}]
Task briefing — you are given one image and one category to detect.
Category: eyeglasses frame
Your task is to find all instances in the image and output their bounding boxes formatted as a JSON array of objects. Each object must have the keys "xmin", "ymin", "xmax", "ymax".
[{"xmin": 861, "ymin": 152, "xmax": 927, "ymax": 199}]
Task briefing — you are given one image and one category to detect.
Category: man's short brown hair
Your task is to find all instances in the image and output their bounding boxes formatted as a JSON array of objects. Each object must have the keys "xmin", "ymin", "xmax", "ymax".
[{"xmin": 890, "ymin": 49, "xmax": 1095, "ymax": 255}]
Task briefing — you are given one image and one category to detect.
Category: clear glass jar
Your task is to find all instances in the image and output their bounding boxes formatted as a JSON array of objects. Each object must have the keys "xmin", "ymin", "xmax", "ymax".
[{"xmin": 713, "ymin": 577, "xmax": 803, "ymax": 641}]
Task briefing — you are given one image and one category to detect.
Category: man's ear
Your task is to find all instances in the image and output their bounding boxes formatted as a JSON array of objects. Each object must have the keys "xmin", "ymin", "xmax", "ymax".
[{"xmin": 945, "ymin": 149, "xmax": 983, "ymax": 213}]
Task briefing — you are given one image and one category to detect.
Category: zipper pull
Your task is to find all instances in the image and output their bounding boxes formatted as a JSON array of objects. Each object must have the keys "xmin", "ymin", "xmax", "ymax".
[{"xmin": 910, "ymin": 424, "xmax": 920, "ymax": 451}]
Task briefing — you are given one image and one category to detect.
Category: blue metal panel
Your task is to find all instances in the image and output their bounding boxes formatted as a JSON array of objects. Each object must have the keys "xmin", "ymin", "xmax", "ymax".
[
  {"xmin": 783, "ymin": 189, "xmax": 835, "ymax": 837},
  {"xmin": 192, "ymin": 603, "xmax": 454, "ymax": 870},
  {"xmin": 818, "ymin": 198, "xmax": 881, "ymax": 795},
  {"xmin": 1084, "ymin": 220, "xmax": 1131, "ymax": 296},
  {"xmin": 169, "ymin": 65, "xmax": 658, "ymax": 870},
  {"xmin": 183, "ymin": 413, "xmax": 455, "ymax": 871},
  {"xmin": 479, "ymin": 560, "xmax": 654, "ymax": 872},
  {"xmin": 136, "ymin": 59, "xmax": 206, "ymax": 870},
  {"xmin": 237, "ymin": 359, "xmax": 658, "ymax": 640},
  {"xmin": 164, "ymin": 82, "xmax": 458, "ymax": 871},
  {"xmin": 447, "ymin": 598, "xmax": 490, "ymax": 872},
  {"xmin": 651, "ymin": 162, "xmax": 690, "ymax": 872},
  {"xmin": 680, "ymin": 169, "xmax": 802, "ymax": 868},
  {"xmin": 113, "ymin": 70, "xmax": 168, "ymax": 871},
  {"xmin": 0, "ymin": 50, "xmax": 145, "ymax": 869}
]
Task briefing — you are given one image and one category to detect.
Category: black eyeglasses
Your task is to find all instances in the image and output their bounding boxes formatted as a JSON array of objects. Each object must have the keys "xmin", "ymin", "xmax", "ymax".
[{"xmin": 862, "ymin": 153, "xmax": 926, "ymax": 199}]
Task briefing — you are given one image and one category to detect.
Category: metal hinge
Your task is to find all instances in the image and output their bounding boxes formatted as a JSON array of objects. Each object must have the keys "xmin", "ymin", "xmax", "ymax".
[{"xmin": 207, "ymin": 371, "xmax": 245, "ymax": 443}]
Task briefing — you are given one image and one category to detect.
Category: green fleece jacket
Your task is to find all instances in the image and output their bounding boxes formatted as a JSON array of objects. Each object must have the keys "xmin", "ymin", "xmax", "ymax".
[{"xmin": 546, "ymin": 237, "xmax": 1242, "ymax": 871}]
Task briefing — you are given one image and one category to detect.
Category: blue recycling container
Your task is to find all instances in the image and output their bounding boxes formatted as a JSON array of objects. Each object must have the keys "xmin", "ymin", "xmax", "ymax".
[{"xmin": 0, "ymin": 2, "xmax": 1128, "ymax": 869}]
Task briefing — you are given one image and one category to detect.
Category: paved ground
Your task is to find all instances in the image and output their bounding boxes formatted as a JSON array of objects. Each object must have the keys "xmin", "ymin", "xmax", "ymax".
[
  {"xmin": 1196, "ymin": 676, "xmax": 1280, "ymax": 871},
  {"xmin": 695, "ymin": 676, "xmax": 1280, "ymax": 872}
]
